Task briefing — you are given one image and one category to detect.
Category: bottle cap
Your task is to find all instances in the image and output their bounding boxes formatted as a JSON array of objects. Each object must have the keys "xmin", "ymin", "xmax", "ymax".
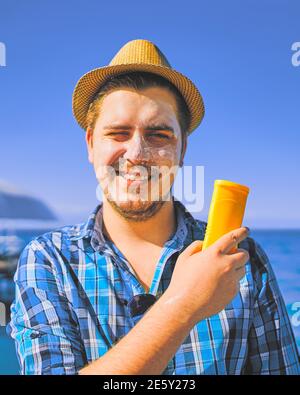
[{"xmin": 214, "ymin": 180, "xmax": 249, "ymax": 195}]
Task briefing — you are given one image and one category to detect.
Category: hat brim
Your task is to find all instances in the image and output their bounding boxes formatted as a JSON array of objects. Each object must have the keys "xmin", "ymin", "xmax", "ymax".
[{"xmin": 72, "ymin": 63, "xmax": 205, "ymax": 135}]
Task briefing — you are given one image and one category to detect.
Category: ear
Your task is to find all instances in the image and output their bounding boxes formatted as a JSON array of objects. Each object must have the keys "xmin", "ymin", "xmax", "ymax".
[
  {"xmin": 179, "ymin": 132, "xmax": 187, "ymax": 167},
  {"xmin": 85, "ymin": 127, "xmax": 94, "ymax": 164}
]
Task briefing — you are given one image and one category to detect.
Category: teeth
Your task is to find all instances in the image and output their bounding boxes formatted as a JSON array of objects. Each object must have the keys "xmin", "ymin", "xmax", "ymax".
[
  {"xmin": 124, "ymin": 174, "xmax": 148, "ymax": 181},
  {"xmin": 118, "ymin": 172, "xmax": 148, "ymax": 181}
]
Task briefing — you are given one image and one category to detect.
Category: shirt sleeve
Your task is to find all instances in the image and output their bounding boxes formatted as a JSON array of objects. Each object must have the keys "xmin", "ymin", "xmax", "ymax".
[
  {"xmin": 7, "ymin": 238, "xmax": 87, "ymax": 375},
  {"xmin": 243, "ymin": 237, "xmax": 300, "ymax": 375}
]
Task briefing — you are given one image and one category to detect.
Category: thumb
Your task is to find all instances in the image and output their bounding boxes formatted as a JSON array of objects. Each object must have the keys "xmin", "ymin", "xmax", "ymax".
[{"xmin": 180, "ymin": 240, "xmax": 203, "ymax": 259}]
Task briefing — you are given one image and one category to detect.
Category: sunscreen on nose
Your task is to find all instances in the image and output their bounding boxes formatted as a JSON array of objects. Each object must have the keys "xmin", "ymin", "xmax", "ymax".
[{"xmin": 202, "ymin": 180, "xmax": 250, "ymax": 251}]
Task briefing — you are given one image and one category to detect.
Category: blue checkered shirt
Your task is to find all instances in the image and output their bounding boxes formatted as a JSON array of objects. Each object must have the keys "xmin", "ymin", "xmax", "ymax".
[{"xmin": 7, "ymin": 199, "xmax": 300, "ymax": 375}]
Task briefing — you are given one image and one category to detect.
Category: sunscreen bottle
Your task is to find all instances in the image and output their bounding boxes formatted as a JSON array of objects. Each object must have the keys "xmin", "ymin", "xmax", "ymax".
[{"xmin": 202, "ymin": 180, "xmax": 250, "ymax": 252}]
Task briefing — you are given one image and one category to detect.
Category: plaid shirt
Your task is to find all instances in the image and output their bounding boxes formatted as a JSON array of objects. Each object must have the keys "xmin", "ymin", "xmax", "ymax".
[{"xmin": 7, "ymin": 199, "xmax": 300, "ymax": 375}]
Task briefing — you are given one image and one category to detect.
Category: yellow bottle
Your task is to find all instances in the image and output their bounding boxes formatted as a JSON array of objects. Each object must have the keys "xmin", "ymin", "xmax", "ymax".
[{"xmin": 202, "ymin": 180, "xmax": 250, "ymax": 251}]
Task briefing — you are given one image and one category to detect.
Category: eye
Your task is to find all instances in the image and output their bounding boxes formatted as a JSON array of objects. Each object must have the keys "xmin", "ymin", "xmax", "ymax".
[
  {"xmin": 106, "ymin": 132, "xmax": 129, "ymax": 141},
  {"xmin": 107, "ymin": 132, "xmax": 128, "ymax": 136},
  {"xmin": 148, "ymin": 133, "xmax": 170, "ymax": 139}
]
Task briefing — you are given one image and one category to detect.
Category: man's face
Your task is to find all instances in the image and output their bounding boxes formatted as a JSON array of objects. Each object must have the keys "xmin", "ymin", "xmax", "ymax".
[{"xmin": 86, "ymin": 86, "xmax": 186, "ymax": 221}]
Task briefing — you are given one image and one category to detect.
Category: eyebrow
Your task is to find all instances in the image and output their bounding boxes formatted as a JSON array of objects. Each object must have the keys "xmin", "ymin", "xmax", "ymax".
[{"xmin": 103, "ymin": 123, "xmax": 175, "ymax": 134}]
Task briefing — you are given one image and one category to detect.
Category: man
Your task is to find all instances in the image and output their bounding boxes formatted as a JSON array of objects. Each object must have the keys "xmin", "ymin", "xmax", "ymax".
[{"xmin": 8, "ymin": 39, "xmax": 300, "ymax": 375}]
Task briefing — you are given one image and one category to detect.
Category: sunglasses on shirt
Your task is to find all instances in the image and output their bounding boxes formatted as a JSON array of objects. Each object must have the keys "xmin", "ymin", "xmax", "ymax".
[{"xmin": 126, "ymin": 293, "xmax": 157, "ymax": 319}]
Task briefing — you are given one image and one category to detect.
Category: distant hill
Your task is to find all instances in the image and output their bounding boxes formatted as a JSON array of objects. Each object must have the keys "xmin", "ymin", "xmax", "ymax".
[
  {"xmin": 0, "ymin": 190, "xmax": 58, "ymax": 220},
  {"xmin": 0, "ymin": 180, "xmax": 59, "ymax": 225}
]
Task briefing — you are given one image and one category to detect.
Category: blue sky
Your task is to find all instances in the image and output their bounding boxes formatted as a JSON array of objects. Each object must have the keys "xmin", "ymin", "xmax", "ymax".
[{"xmin": 0, "ymin": 0, "xmax": 299, "ymax": 228}]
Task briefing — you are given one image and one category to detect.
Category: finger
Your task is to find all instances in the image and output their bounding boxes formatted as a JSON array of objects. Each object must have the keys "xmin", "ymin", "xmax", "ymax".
[
  {"xmin": 235, "ymin": 265, "xmax": 246, "ymax": 281},
  {"xmin": 216, "ymin": 227, "xmax": 249, "ymax": 255},
  {"xmin": 230, "ymin": 249, "xmax": 250, "ymax": 269}
]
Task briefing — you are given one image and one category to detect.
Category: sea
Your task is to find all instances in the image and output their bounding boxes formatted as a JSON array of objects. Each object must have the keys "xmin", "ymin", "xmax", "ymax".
[{"xmin": 0, "ymin": 228, "xmax": 299, "ymax": 374}]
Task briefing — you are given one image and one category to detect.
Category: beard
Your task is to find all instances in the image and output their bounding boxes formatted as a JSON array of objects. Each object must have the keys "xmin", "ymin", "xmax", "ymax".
[
  {"xmin": 104, "ymin": 178, "xmax": 174, "ymax": 222},
  {"xmin": 106, "ymin": 197, "xmax": 167, "ymax": 222},
  {"xmin": 99, "ymin": 160, "xmax": 176, "ymax": 222}
]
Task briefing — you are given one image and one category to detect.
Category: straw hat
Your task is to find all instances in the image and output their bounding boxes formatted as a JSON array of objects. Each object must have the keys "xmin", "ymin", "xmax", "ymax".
[{"xmin": 72, "ymin": 39, "xmax": 205, "ymax": 135}]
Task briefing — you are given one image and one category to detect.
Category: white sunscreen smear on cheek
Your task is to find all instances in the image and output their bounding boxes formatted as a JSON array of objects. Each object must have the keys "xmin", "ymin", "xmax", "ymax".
[
  {"xmin": 152, "ymin": 144, "xmax": 177, "ymax": 161},
  {"xmin": 158, "ymin": 149, "xmax": 167, "ymax": 157}
]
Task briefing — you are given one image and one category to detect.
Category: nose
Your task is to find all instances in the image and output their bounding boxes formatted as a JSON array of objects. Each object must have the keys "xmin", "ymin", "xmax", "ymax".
[{"xmin": 123, "ymin": 133, "xmax": 150, "ymax": 162}]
